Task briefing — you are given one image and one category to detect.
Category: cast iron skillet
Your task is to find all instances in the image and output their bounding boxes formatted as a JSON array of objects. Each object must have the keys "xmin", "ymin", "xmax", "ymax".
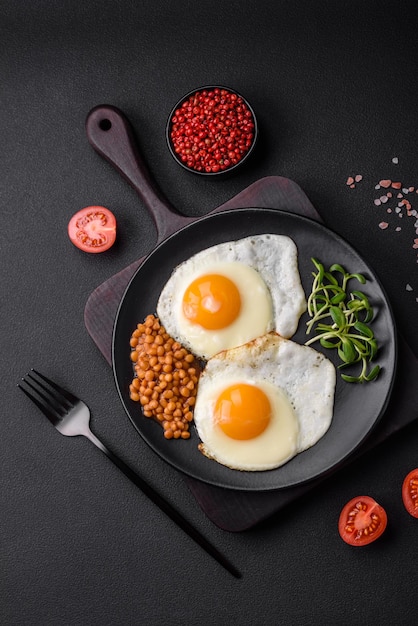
[{"xmin": 86, "ymin": 105, "xmax": 397, "ymax": 491}]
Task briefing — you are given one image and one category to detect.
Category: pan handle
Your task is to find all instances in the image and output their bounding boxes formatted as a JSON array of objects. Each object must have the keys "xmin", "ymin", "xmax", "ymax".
[{"xmin": 85, "ymin": 105, "xmax": 193, "ymax": 243}]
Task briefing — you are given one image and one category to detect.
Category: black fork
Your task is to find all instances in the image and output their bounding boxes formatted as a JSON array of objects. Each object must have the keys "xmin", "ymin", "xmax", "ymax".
[{"xmin": 18, "ymin": 369, "xmax": 241, "ymax": 579}]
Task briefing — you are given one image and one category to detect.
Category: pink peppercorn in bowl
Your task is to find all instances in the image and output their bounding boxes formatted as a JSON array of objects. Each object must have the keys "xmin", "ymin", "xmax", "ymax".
[{"xmin": 166, "ymin": 85, "xmax": 258, "ymax": 176}]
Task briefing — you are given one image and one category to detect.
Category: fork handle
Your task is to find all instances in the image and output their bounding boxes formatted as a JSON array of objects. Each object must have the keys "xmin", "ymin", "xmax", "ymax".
[{"xmin": 83, "ymin": 430, "xmax": 240, "ymax": 578}]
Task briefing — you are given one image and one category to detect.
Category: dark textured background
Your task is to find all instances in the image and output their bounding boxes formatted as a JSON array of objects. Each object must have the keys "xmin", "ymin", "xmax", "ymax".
[{"xmin": 1, "ymin": 2, "xmax": 417, "ymax": 624}]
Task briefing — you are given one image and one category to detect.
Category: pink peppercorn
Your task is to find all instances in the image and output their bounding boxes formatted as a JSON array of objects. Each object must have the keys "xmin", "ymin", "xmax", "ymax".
[{"xmin": 167, "ymin": 87, "xmax": 256, "ymax": 174}]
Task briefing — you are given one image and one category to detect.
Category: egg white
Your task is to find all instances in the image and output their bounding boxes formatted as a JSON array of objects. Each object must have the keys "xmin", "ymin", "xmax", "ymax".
[
  {"xmin": 156, "ymin": 234, "xmax": 307, "ymax": 359},
  {"xmin": 160, "ymin": 260, "xmax": 273, "ymax": 359},
  {"xmin": 193, "ymin": 332, "xmax": 336, "ymax": 471},
  {"xmin": 195, "ymin": 377, "xmax": 299, "ymax": 471}
]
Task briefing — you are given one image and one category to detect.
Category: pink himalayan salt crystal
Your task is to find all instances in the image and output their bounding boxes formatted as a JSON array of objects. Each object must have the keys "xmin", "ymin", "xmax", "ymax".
[
  {"xmin": 380, "ymin": 179, "xmax": 391, "ymax": 188},
  {"xmin": 379, "ymin": 222, "xmax": 389, "ymax": 230},
  {"xmin": 345, "ymin": 175, "xmax": 362, "ymax": 187}
]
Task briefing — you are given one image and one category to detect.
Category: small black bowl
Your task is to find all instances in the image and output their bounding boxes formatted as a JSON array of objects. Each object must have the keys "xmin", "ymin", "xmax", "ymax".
[{"xmin": 166, "ymin": 85, "xmax": 258, "ymax": 176}]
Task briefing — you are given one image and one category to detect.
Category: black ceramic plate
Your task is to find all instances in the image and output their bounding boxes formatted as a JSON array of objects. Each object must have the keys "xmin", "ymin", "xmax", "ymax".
[{"xmin": 112, "ymin": 209, "xmax": 397, "ymax": 491}]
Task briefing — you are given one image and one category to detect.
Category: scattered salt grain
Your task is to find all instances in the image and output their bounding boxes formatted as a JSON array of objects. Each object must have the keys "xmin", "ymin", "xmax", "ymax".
[
  {"xmin": 346, "ymin": 175, "xmax": 363, "ymax": 189},
  {"xmin": 346, "ymin": 168, "xmax": 418, "ymax": 267},
  {"xmin": 406, "ymin": 284, "xmax": 413, "ymax": 291},
  {"xmin": 392, "ymin": 157, "xmax": 399, "ymax": 164}
]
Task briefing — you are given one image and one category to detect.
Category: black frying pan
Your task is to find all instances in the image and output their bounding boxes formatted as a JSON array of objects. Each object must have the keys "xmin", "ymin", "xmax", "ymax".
[{"xmin": 86, "ymin": 105, "xmax": 397, "ymax": 491}]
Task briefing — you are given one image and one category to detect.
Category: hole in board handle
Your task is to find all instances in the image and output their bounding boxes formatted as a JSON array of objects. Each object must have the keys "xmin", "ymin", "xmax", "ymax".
[{"xmin": 99, "ymin": 118, "xmax": 112, "ymax": 131}]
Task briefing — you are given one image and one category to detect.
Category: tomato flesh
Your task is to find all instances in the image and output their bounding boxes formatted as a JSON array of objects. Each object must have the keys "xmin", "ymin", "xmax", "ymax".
[
  {"xmin": 68, "ymin": 206, "xmax": 116, "ymax": 253},
  {"xmin": 402, "ymin": 469, "xmax": 418, "ymax": 518},
  {"xmin": 338, "ymin": 496, "xmax": 387, "ymax": 546}
]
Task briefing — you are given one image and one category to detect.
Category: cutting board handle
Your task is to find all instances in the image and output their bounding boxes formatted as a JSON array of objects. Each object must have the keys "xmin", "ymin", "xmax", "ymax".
[{"xmin": 85, "ymin": 105, "xmax": 193, "ymax": 242}]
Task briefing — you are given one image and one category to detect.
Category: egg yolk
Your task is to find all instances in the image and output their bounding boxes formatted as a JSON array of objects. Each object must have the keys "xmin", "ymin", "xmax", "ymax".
[
  {"xmin": 214, "ymin": 384, "xmax": 271, "ymax": 440},
  {"xmin": 182, "ymin": 274, "xmax": 241, "ymax": 330}
]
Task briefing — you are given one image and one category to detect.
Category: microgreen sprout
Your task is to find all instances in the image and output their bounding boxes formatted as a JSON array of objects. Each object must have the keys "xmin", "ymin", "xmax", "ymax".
[{"xmin": 305, "ymin": 258, "xmax": 381, "ymax": 383}]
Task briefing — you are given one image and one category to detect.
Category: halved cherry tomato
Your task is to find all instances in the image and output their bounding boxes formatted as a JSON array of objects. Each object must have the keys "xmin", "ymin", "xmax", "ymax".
[
  {"xmin": 338, "ymin": 495, "xmax": 387, "ymax": 546},
  {"xmin": 68, "ymin": 206, "xmax": 117, "ymax": 253},
  {"xmin": 402, "ymin": 469, "xmax": 418, "ymax": 518}
]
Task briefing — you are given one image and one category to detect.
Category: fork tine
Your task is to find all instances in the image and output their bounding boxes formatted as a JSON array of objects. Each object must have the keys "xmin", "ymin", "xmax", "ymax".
[
  {"xmin": 18, "ymin": 379, "xmax": 61, "ymax": 425},
  {"xmin": 31, "ymin": 369, "xmax": 79, "ymax": 405},
  {"xmin": 28, "ymin": 371, "xmax": 71, "ymax": 414},
  {"xmin": 18, "ymin": 369, "xmax": 76, "ymax": 424}
]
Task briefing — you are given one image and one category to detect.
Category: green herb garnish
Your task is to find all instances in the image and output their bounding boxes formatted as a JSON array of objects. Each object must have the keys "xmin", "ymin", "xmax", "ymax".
[{"xmin": 305, "ymin": 258, "xmax": 381, "ymax": 383}]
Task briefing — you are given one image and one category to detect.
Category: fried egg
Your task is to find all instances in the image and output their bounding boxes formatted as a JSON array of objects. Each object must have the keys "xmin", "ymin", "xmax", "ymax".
[
  {"xmin": 156, "ymin": 234, "xmax": 307, "ymax": 359},
  {"xmin": 193, "ymin": 332, "xmax": 336, "ymax": 471}
]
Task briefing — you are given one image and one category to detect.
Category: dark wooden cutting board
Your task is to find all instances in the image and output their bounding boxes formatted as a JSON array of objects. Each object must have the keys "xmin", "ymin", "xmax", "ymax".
[{"xmin": 84, "ymin": 175, "xmax": 418, "ymax": 531}]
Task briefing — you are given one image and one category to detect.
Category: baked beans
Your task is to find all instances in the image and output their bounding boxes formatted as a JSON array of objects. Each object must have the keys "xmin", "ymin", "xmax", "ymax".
[{"xmin": 129, "ymin": 314, "xmax": 201, "ymax": 439}]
